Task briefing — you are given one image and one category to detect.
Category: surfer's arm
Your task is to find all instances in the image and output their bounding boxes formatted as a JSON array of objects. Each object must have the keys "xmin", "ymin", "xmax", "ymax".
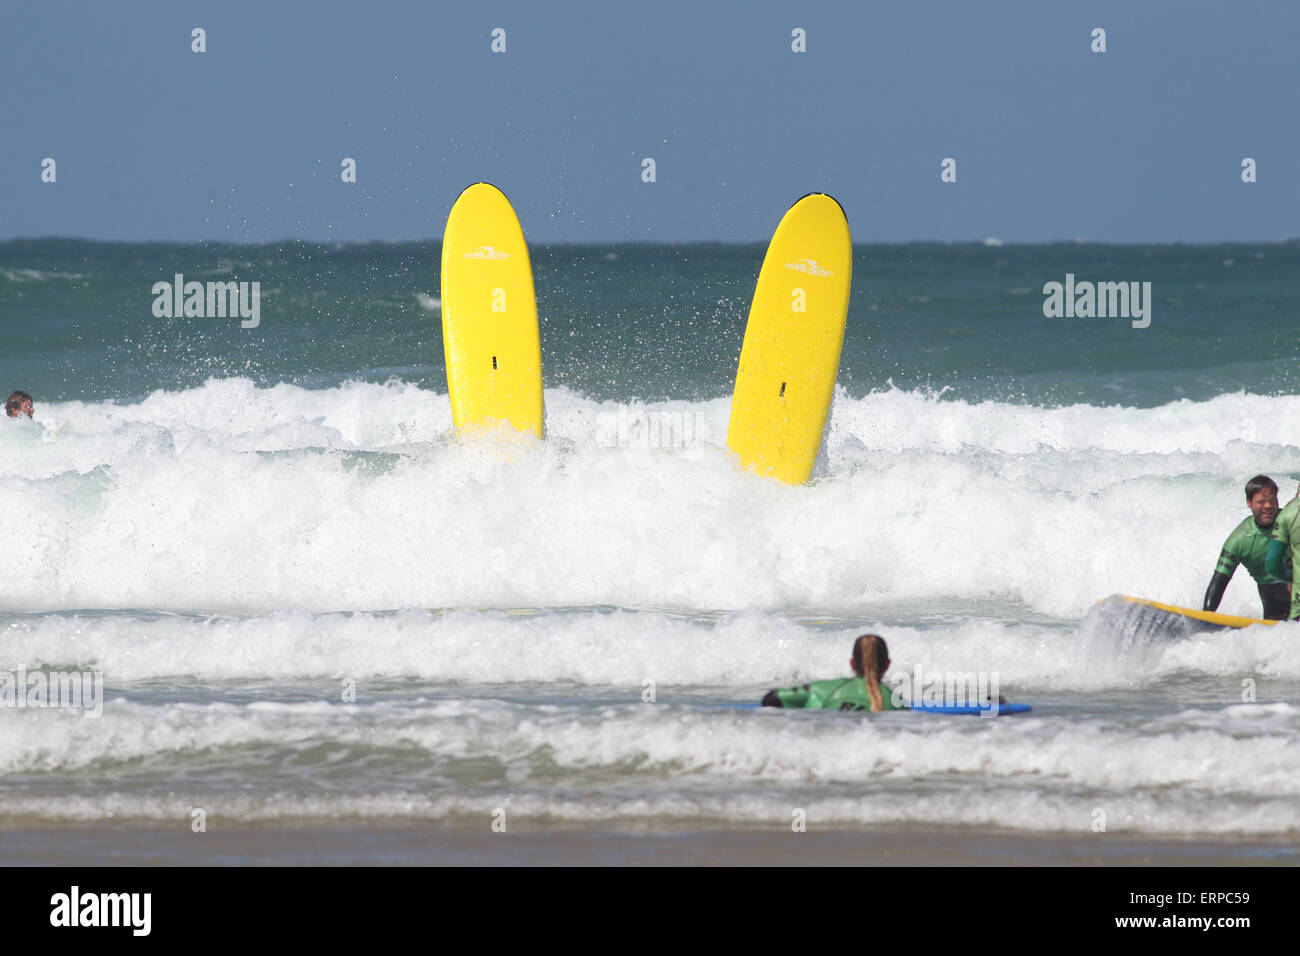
[
  {"xmin": 1204, "ymin": 544, "xmax": 1240, "ymax": 612},
  {"xmin": 762, "ymin": 684, "xmax": 811, "ymax": 708},
  {"xmin": 1203, "ymin": 572, "xmax": 1231, "ymax": 612}
]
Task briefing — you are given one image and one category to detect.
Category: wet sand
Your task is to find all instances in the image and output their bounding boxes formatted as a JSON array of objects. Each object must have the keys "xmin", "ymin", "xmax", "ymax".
[{"xmin": 2, "ymin": 822, "xmax": 1296, "ymax": 866}]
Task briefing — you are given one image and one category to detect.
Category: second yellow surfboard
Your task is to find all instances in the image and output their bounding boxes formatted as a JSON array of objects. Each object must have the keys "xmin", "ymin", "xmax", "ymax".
[
  {"xmin": 440, "ymin": 183, "xmax": 544, "ymax": 437},
  {"xmin": 726, "ymin": 193, "xmax": 852, "ymax": 484}
]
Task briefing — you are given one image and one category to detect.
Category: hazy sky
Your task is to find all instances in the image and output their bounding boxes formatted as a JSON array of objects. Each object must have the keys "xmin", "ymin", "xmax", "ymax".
[{"xmin": 4, "ymin": 1, "xmax": 1296, "ymax": 243}]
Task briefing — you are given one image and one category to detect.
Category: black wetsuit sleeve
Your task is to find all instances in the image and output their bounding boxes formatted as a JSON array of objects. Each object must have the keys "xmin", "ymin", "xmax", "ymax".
[
  {"xmin": 1203, "ymin": 572, "xmax": 1231, "ymax": 612},
  {"xmin": 761, "ymin": 689, "xmax": 783, "ymax": 707}
]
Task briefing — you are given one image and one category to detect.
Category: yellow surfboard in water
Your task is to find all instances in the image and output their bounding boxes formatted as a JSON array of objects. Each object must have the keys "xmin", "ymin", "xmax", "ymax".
[
  {"xmin": 440, "ymin": 183, "xmax": 544, "ymax": 436},
  {"xmin": 1119, "ymin": 595, "xmax": 1277, "ymax": 629},
  {"xmin": 726, "ymin": 193, "xmax": 852, "ymax": 484}
]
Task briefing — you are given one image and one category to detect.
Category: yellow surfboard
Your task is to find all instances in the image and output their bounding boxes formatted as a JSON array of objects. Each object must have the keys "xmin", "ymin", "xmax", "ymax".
[
  {"xmin": 726, "ymin": 193, "xmax": 852, "ymax": 484},
  {"xmin": 440, "ymin": 183, "xmax": 544, "ymax": 436},
  {"xmin": 1119, "ymin": 595, "xmax": 1277, "ymax": 629}
]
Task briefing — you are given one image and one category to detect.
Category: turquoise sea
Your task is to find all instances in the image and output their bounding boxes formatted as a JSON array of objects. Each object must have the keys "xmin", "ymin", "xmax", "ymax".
[{"xmin": 4, "ymin": 238, "xmax": 1298, "ymax": 405}]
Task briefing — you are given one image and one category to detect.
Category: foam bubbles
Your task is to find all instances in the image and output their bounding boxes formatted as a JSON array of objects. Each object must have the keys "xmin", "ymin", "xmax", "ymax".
[{"xmin": 2, "ymin": 380, "xmax": 1297, "ymax": 618}]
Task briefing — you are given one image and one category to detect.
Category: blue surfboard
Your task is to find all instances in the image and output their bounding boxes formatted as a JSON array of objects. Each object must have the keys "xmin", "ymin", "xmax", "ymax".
[
  {"xmin": 728, "ymin": 702, "xmax": 1032, "ymax": 715},
  {"xmin": 911, "ymin": 702, "xmax": 1032, "ymax": 716}
]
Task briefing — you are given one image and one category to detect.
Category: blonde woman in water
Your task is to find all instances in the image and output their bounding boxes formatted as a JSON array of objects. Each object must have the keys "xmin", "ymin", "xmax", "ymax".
[{"xmin": 761, "ymin": 634, "xmax": 904, "ymax": 712}]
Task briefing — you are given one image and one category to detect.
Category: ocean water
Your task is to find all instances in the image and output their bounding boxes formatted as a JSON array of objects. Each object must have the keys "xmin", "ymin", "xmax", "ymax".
[{"xmin": 2, "ymin": 239, "xmax": 1299, "ymax": 856}]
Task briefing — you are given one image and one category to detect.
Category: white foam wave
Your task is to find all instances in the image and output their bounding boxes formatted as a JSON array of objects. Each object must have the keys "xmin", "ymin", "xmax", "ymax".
[
  {"xmin": 2, "ymin": 789, "xmax": 1296, "ymax": 836},
  {"xmin": 0, "ymin": 267, "xmax": 87, "ymax": 282},
  {"xmin": 2, "ymin": 697, "xmax": 1295, "ymax": 834},
  {"xmin": 2, "ymin": 379, "xmax": 1299, "ymax": 617},
  {"xmin": 5, "ymin": 608, "xmax": 1300, "ymax": 688}
]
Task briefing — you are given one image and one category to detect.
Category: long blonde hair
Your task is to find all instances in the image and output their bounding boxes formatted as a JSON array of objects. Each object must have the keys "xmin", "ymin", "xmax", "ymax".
[{"xmin": 852, "ymin": 634, "xmax": 889, "ymax": 712}]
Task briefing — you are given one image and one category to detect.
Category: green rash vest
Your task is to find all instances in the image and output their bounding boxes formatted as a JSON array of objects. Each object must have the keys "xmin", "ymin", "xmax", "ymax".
[
  {"xmin": 1267, "ymin": 499, "xmax": 1300, "ymax": 618},
  {"xmin": 1216, "ymin": 514, "xmax": 1288, "ymax": 585},
  {"xmin": 769, "ymin": 677, "xmax": 907, "ymax": 712}
]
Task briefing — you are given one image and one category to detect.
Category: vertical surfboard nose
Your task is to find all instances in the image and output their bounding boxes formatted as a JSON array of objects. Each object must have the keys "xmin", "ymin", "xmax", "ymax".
[
  {"xmin": 440, "ymin": 183, "xmax": 545, "ymax": 437},
  {"xmin": 726, "ymin": 193, "xmax": 852, "ymax": 484}
]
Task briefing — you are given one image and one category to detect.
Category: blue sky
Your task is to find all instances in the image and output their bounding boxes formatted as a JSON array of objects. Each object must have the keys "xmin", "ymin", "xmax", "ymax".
[{"xmin": 3, "ymin": 1, "xmax": 1297, "ymax": 243}]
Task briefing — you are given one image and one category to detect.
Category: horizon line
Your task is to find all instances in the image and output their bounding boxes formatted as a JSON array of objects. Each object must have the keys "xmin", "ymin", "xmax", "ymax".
[{"xmin": 2, "ymin": 236, "xmax": 1297, "ymax": 249}]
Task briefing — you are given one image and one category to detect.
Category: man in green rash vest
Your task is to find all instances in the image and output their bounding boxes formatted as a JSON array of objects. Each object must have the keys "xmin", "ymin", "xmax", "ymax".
[
  {"xmin": 1205, "ymin": 475, "xmax": 1291, "ymax": 620},
  {"xmin": 1266, "ymin": 488, "xmax": 1300, "ymax": 620},
  {"xmin": 762, "ymin": 634, "xmax": 906, "ymax": 712}
]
